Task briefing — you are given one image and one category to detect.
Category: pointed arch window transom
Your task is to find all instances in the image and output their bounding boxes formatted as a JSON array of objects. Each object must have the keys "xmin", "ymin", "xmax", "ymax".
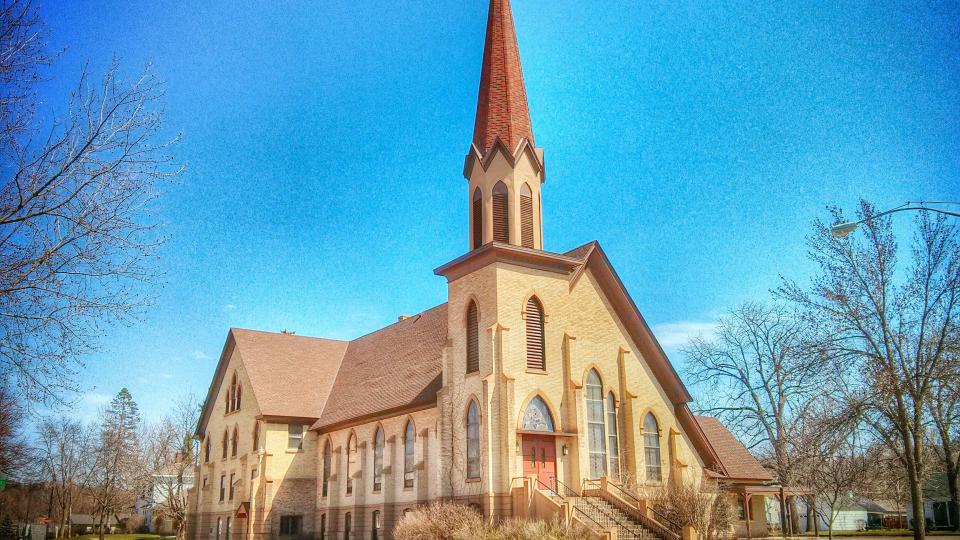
[{"xmin": 521, "ymin": 396, "xmax": 555, "ymax": 432}]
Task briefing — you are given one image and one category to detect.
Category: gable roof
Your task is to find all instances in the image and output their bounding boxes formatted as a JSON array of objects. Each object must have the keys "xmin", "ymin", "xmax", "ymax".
[
  {"xmin": 694, "ymin": 416, "xmax": 773, "ymax": 482},
  {"xmin": 196, "ymin": 329, "xmax": 349, "ymax": 436},
  {"xmin": 312, "ymin": 304, "xmax": 448, "ymax": 431}
]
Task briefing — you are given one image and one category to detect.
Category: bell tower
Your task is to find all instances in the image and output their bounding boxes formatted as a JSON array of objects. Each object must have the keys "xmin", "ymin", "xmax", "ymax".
[{"xmin": 465, "ymin": 0, "xmax": 545, "ymax": 251}]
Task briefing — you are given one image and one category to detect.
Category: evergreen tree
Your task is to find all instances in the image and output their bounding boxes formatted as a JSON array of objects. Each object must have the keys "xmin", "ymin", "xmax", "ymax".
[{"xmin": 91, "ymin": 388, "xmax": 143, "ymax": 540}]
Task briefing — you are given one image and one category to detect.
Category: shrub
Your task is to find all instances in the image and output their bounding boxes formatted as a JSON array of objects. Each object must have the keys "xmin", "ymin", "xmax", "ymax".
[
  {"xmin": 394, "ymin": 504, "xmax": 593, "ymax": 540},
  {"xmin": 491, "ymin": 518, "xmax": 593, "ymax": 540},
  {"xmin": 394, "ymin": 503, "xmax": 487, "ymax": 540}
]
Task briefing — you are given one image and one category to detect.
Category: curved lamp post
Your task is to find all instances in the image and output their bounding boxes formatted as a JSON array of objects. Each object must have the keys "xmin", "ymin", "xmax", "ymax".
[{"xmin": 831, "ymin": 201, "xmax": 960, "ymax": 238}]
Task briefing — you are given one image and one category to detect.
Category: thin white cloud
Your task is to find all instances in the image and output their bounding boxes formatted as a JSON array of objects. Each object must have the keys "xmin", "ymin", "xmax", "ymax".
[
  {"xmin": 651, "ymin": 320, "xmax": 719, "ymax": 348},
  {"xmin": 82, "ymin": 392, "xmax": 113, "ymax": 406},
  {"xmin": 192, "ymin": 351, "xmax": 209, "ymax": 361},
  {"xmin": 222, "ymin": 304, "xmax": 237, "ymax": 312}
]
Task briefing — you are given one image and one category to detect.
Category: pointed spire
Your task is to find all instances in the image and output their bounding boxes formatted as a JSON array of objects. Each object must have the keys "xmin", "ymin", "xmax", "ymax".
[{"xmin": 472, "ymin": 0, "xmax": 534, "ymax": 156}]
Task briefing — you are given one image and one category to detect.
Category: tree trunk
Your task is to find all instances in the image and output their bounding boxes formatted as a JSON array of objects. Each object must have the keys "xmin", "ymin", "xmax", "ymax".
[
  {"xmin": 907, "ymin": 462, "xmax": 925, "ymax": 540},
  {"xmin": 947, "ymin": 466, "xmax": 959, "ymax": 533}
]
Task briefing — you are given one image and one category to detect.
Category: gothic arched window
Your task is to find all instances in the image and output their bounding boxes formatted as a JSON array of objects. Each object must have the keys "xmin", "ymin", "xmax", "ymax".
[
  {"xmin": 520, "ymin": 183, "xmax": 534, "ymax": 248},
  {"xmin": 492, "ymin": 181, "xmax": 509, "ymax": 243},
  {"xmin": 521, "ymin": 396, "xmax": 555, "ymax": 432},
  {"xmin": 525, "ymin": 296, "xmax": 545, "ymax": 370},
  {"xmin": 346, "ymin": 433, "xmax": 356, "ymax": 495},
  {"xmin": 607, "ymin": 392, "xmax": 620, "ymax": 480},
  {"xmin": 404, "ymin": 421, "xmax": 415, "ymax": 488},
  {"xmin": 472, "ymin": 187, "xmax": 483, "ymax": 249},
  {"xmin": 586, "ymin": 370, "xmax": 607, "ymax": 479},
  {"xmin": 466, "ymin": 301, "xmax": 480, "ymax": 374},
  {"xmin": 322, "ymin": 440, "xmax": 331, "ymax": 497},
  {"xmin": 644, "ymin": 413, "xmax": 662, "ymax": 481},
  {"xmin": 231, "ymin": 425, "xmax": 239, "ymax": 458},
  {"xmin": 221, "ymin": 429, "xmax": 228, "ymax": 460},
  {"xmin": 466, "ymin": 401, "xmax": 481, "ymax": 479},
  {"xmin": 373, "ymin": 427, "xmax": 384, "ymax": 492}
]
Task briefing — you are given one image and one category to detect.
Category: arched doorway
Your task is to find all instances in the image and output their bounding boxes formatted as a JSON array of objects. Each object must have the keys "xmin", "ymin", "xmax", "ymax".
[{"xmin": 520, "ymin": 396, "xmax": 557, "ymax": 490}]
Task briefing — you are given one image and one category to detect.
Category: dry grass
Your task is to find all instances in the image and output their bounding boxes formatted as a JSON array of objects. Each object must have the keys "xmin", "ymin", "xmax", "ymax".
[{"xmin": 394, "ymin": 503, "xmax": 594, "ymax": 540}]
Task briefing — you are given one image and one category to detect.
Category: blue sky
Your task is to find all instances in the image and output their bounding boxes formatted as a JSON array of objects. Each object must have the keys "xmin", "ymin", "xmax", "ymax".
[{"xmin": 35, "ymin": 0, "xmax": 959, "ymax": 423}]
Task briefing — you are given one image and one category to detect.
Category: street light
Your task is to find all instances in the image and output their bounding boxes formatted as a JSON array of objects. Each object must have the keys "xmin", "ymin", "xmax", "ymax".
[{"xmin": 830, "ymin": 201, "xmax": 960, "ymax": 238}]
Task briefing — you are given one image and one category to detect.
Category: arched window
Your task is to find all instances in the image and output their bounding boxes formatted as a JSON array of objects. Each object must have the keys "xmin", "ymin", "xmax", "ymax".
[
  {"xmin": 343, "ymin": 513, "xmax": 351, "ymax": 540},
  {"xmin": 235, "ymin": 381, "xmax": 241, "ymax": 411},
  {"xmin": 346, "ymin": 433, "xmax": 356, "ymax": 495},
  {"xmin": 224, "ymin": 393, "xmax": 229, "ymax": 414},
  {"xmin": 492, "ymin": 181, "xmax": 509, "ymax": 243},
  {"xmin": 520, "ymin": 183, "xmax": 534, "ymax": 248},
  {"xmin": 319, "ymin": 514, "xmax": 326, "ymax": 540},
  {"xmin": 466, "ymin": 401, "xmax": 481, "ymax": 479},
  {"xmin": 228, "ymin": 373, "xmax": 238, "ymax": 413},
  {"xmin": 525, "ymin": 297, "xmax": 545, "ymax": 370},
  {"xmin": 607, "ymin": 393, "xmax": 620, "ymax": 480},
  {"xmin": 322, "ymin": 440, "xmax": 331, "ymax": 497},
  {"xmin": 466, "ymin": 301, "xmax": 480, "ymax": 373},
  {"xmin": 373, "ymin": 427, "xmax": 384, "ymax": 492},
  {"xmin": 204, "ymin": 436, "xmax": 210, "ymax": 463},
  {"xmin": 404, "ymin": 421, "xmax": 415, "ymax": 488},
  {"xmin": 521, "ymin": 396, "xmax": 555, "ymax": 432},
  {"xmin": 231, "ymin": 425, "xmax": 239, "ymax": 457},
  {"xmin": 372, "ymin": 510, "xmax": 382, "ymax": 540},
  {"xmin": 221, "ymin": 429, "xmax": 228, "ymax": 460},
  {"xmin": 585, "ymin": 370, "xmax": 607, "ymax": 479},
  {"xmin": 644, "ymin": 413, "xmax": 662, "ymax": 481},
  {"xmin": 472, "ymin": 187, "xmax": 483, "ymax": 249},
  {"xmin": 252, "ymin": 422, "xmax": 260, "ymax": 452}
]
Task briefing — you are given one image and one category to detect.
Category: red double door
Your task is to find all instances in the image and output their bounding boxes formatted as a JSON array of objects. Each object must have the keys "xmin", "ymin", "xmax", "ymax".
[{"xmin": 522, "ymin": 434, "xmax": 557, "ymax": 490}]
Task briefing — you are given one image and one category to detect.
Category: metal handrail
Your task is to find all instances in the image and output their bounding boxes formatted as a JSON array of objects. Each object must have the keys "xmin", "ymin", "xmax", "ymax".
[
  {"xmin": 581, "ymin": 479, "xmax": 648, "ymax": 535},
  {"xmin": 533, "ymin": 478, "xmax": 606, "ymax": 533},
  {"xmin": 605, "ymin": 479, "xmax": 683, "ymax": 534},
  {"xmin": 585, "ymin": 478, "xmax": 684, "ymax": 540}
]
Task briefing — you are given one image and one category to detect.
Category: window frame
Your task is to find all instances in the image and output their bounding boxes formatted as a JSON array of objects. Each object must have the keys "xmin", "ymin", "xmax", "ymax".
[
  {"xmin": 585, "ymin": 370, "xmax": 608, "ymax": 479},
  {"xmin": 466, "ymin": 401, "xmax": 481, "ymax": 479},
  {"xmin": 403, "ymin": 421, "xmax": 415, "ymax": 489},
  {"xmin": 643, "ymin": 413, "xmax": 663, "ymax": 482},
  {"xmin": 287, "ymin": 424, "xmax": 304, "ymax": 452},
  {"xmin": 373, "ymin": 427, "xmax": 384, "ymax": 492}
]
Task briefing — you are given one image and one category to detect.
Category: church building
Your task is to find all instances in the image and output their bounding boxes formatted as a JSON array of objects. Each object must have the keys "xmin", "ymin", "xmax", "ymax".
[{"xmin": 186, "ymin": 1, "xmax": 778, "ymax": 539}]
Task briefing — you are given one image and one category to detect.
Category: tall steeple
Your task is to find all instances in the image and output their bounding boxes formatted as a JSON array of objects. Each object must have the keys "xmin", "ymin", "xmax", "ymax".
[
  {"xmin": 465, "ymin": 0, "xmax": 545, "ymax": 252},
  {"xmin": 473, "ymin": 0, "xmax": 534, "ymax": 156}
]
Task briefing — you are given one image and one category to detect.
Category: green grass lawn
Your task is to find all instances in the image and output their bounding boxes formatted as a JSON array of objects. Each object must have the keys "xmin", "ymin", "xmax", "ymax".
[{"xmin": 801, "ymin": 531, "xmax": 958, "ymax": 537}]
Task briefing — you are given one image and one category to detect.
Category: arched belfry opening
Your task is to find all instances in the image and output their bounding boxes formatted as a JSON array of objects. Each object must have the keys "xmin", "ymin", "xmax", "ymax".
[{"xmin": 463, "ymin": 0, "xmax": 544, "ymax": 252}]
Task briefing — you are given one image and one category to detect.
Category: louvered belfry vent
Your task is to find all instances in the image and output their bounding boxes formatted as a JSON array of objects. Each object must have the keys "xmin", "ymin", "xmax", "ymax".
[
  {"xmin": 520, "ymin": 183, "xmax": 534, "ymax": 248},
  {"xmin": 472, "ymin": 188, "xmax": 484, "ymax": 249},
  {"xmin": 466, "ymin": 302, "xmax": 480, "ymax": 373},
  {"xmin": 525, "ymin": 297, "xmax": 545, "ymax": 370},
  {"xmin": 492, "ymin": 181, "xmax": 510, "ymax": 243}
]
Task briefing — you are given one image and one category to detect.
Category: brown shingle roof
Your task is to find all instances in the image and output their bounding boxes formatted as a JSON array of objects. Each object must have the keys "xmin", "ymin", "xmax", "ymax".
[
  {"xmin": 473, "ymin": 0, "xmax": 535, "ymax": 155},
  {"xmin": 313, "ymin": 304, "xmax": 448, "ymax": 430},
  {"xmin": 231, "ymin": 329, "xmax": 349, "ymax": 419},
  {"xmin": 695, "ymin": 416, "xmax": 773, "ymax": 481}
]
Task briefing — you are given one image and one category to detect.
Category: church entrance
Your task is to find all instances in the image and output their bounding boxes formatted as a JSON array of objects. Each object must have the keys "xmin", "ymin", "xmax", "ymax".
[{"xmin": 522, "ymin": 434, "xmax": 557, "ymax": 490}]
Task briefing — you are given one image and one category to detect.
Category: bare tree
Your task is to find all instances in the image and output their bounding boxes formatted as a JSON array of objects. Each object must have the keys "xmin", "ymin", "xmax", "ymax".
[
  {"xmin": 928, "ymin": 349, "xmax": 959, "ymax": 531},
  {"xmin": 682, "ymin": 301, "xmax": 828, "ymax": 531},
  {"xmin": 780, "ymin": 202, "xmax": 960, "ymax": 540},
  {"xmin": 37, "ymin": 417, "xmax": 96, "ymax": 538},
  {"xmin": 90, "ymin": 388, "xmax": 142, "ymax": 540},
  {"xmin": 646, "ymin": 479, "xmax": 736, "ymax": 540},
  {"xmin": 0, "ymin": 383, "xmax": 29, "ymax": 478},
  {"xmin": 0, "ymin": 0, "xmax": 179, "ymax": 403},
  {"xmin": 796, "ymin": 416, "xmax": 875, "ymax": 540},
  {"xmin": 141, "ymin": 394, "xmax": 199, "ymax": 540}
]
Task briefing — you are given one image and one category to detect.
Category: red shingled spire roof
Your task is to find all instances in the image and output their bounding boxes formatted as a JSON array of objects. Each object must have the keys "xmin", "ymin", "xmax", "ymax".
[{"xmin": 472, "ymin": 0, "xmax": 534, "ymax": 156}]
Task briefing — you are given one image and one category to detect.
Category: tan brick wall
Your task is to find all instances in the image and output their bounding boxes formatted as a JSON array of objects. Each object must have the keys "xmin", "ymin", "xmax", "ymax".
[{"xmin": 442, "ymin": 258, "xmax": 706, "ymax": 503}]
